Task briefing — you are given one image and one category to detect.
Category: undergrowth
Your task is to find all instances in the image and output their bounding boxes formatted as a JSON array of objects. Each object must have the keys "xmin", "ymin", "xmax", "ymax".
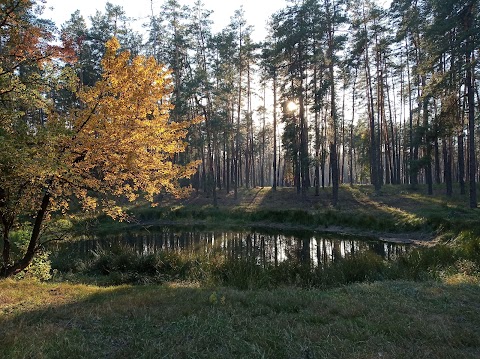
[{"xmin": 50, "ymin": 231, "xmax": 480, "ymax": 288}]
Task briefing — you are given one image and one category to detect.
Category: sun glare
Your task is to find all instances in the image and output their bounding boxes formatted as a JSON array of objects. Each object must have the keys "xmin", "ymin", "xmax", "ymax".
[{"xmin": 287, "ymin": 101, "xmax": 298, "ymax": 112}]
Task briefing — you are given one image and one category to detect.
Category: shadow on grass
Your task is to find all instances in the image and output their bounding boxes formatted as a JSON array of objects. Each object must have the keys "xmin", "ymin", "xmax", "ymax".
[{"xmin": 1, "ymin": 279, "xmax": 480, "ymax": 359}]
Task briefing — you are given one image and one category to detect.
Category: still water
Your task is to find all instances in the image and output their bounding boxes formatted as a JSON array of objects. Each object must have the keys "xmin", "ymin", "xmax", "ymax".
[{"xmin": 62, "ymin": 227, "xmax": 409, "ymax": 267}]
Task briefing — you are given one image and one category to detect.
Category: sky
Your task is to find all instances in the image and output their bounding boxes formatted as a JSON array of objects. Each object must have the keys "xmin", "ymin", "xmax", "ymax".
[{"xmin": 43, "ymin": 0, "xmax": 287, "ymax": 41}]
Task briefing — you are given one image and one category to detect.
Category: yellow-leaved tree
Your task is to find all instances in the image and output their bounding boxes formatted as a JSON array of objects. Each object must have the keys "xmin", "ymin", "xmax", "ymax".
[{"xmin": 0, "ymin": 38, "xmax": 197, "ymax": 277}]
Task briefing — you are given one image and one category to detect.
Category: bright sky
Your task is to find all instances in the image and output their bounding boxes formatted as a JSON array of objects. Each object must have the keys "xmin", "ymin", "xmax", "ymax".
[{"xmin": 43, "ymin": 0, "xmax": 287, "ymax": 41}]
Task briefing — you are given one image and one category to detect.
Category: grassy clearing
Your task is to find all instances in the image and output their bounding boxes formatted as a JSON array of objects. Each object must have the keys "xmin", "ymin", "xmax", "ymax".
[
  {"xmin": 1, "ymin": 278, "xmax": 479, "ymax": 358},
  {"xmin": 76, "ymin": 185, "xmax": 479, "ymax": 237}
]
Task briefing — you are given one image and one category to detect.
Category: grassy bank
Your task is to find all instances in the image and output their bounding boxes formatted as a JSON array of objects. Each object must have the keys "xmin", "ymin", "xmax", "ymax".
[
  {"xmin": 79, "ymin": 185, "xmax": 480, "ymax": 238},
  {"xmin": 1, "ymin": 278, "xmax": 479, "ymax": 358},
  {"xmin": 36, "ymin": 184, "xmax": 480, "ymax": 287}
]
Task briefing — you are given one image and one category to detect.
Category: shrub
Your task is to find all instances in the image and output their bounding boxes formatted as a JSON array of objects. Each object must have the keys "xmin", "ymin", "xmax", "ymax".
[{"xmin": 10, "ymin": 227, "xmax": 52, "ymax": 281}]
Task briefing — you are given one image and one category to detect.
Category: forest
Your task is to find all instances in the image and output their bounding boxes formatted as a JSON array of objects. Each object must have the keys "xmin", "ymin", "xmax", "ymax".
[
  {"xmin": 1, "ymin": 0, "xmax": 480, "ymax": 357},
  {"xmin": 56, "ymin": 0, "xmax": 478, "ymax": 208},
  {"xmin": 2, "ymin": 0, "xmax": 479, "ymax": 208}
]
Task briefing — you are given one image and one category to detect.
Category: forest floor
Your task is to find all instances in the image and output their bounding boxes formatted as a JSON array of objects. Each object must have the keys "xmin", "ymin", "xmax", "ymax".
[
  {"xmin": 1, "ymin": 277, "xmax": 479, "ymax": 358},
  {"xmin": 94, "ymin": 183, "xmax": 480, "ymax": 245},
  {"xmin": 160, "ymin": 183, "xmax": 467, "ymax": 212}
]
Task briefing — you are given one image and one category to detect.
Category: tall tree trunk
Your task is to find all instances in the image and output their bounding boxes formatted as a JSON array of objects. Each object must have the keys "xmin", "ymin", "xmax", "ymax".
[
  {"xmin": 247, "ymin": 59, "xmax": 255, "ymax": 188},
  {"xmin": 363, "ymin": 4, "xmax": 379, "ymax": 191},
  {"xmin": 374, "ymin": 23, "xmax": 384, "ymax": 188},
  {"xmin": 261, "ymin": 85, "xmax": 266, "ymax": 188},
  {"xmin": 201, "ymin": 134, "xmax": 207, "ymax": 193},
  {"xmin": 273, "ymin": 75, "xmax": 278, "ymax": 191},
  {"xmin": 234, "ymin": 22, "xmax": 243, "ymax": 200},
  {"xmin": 314, "ymin": 89, "xmax": 320, "ymax": 196},
  {"xmin": 201, "ymin": 105, "xmax": 217, "ymax": 206},
  {"xmin": 321, "ymin": 110, "xmax": 327, "ymax": 189},
  {"xmin": 1, "ymin": 214, "xmax": 14, "ymax": 277},
  {"xmin": 458, "ymin": 112, "xmax": 466, "ymax": 195},
  {"xmin": 350, "ymin": 69, "xmax": 357, "ymax": 186},
  {"xmin": 230, "ymin": 104, "xmax": 236, "ymax": 194},
  {"xmin": 341, "ymin": 82, "xmax": 346, "ymax": 184},
  {"xmin": 421, "ymin": 75, "xmax": 433, "ymax": 195},
  {"xmin": 465, "ymin": 1, "xmax": 477, "ymax": 208},
  {"xmin": 434, "ymin": 138, "xmax": 441, "ymax": 185},
  {"xmin": 313, "ymin": 54, "xmax": 322, "ymax": 195},
  {"xmin": 406, "ymin": 38, "xmax": 417, "ymax": 186},
  {"xmin": 349, "ymin": 124, "xmax": 354, "ymax": 186},
  {"xmin": 300, "ymin": 85, "xmax": 309, "ymax": 197},
  {"xmin": 328, "ymin": 1, "xmax": 338, "ymax": 205},
  {"xmin": 444, "ymin": 138, "xmax": 453, "ymax": 196},
  {"xmin": 226, "ymin": 108, "xmax": 231, "ymax": 193},
  {"xmin": 384, "ymin": 58, "xmax": 397, "ymax": 185},
  {"xmin": 458, "ymin": 85, "xmax": 466, "ymax": 194}
]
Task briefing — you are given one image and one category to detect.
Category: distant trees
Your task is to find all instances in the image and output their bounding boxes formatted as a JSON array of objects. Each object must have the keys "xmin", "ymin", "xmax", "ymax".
[{"xmin": 139, "ymin": 0, "xmax": 478, "ymax": 208}]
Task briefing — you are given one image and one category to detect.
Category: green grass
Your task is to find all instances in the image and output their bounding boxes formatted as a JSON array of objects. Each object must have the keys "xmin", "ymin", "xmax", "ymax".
[
  {"xmin": 73, "ymin": 184, "xmax": 480, "ymax": 237},
  {"xmin": 1, "ymin": 278, "xmax": 479, "ymax": 358}
]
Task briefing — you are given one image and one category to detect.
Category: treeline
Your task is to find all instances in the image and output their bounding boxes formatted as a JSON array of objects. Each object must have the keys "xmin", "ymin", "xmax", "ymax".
[{"xmin": 31, "ymin": 0, "xmax": 480, "ymax": 207}]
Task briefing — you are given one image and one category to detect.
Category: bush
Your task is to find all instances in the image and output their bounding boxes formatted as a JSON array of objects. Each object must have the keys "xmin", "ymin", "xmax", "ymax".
[
  {"xmin": 10, "ymin": 227, "xmax": 52, "ymax": 281},
  {"xmin": 454, "ymin": 231, "xmax": 480, "ymax": 262}
]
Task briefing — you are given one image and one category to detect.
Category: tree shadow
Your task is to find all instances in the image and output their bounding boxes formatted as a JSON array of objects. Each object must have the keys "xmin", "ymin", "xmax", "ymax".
[{"xmin": 0, "ymin": 283, "xmax": 211, "ymax": 358}]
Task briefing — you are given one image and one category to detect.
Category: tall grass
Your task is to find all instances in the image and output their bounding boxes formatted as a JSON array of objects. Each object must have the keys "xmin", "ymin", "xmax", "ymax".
[{"xmin": 50, "ymin": 232, "xmax": 480, "ymax": 288}]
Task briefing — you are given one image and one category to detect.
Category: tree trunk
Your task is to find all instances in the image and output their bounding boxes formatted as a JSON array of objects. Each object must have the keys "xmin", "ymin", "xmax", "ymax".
[
  {"xmin": 421, "ymin": 75, "xmax": 433, "ymax": 195},
  {"xmin": 363, "ymin": 7, "xmax": 379, "ymax": 191},
  {"xmin": 464, "ymin": 1, "xmax": 476, "ymax": 207},
  {"xmin": 467, "ymin": 49, "xmax": 477, "ymax": 208},
  {"xmin": 434, "ymin": 138, "xmax": 441, "ymax": 184},
  {"xmin": 5, "ymin": 192, "xmax": 51, "ymax": 277},
  {"xmin": 328, "ymin": 3, "xmax": 338, "ymax": 205},
  {"xmin": 273, "ymin": 75, "xmax": 278, "ymax": 191},
  {"xmin": 406, "ymin": 38, "xmax": 417, "ymax": 186},
  {"xmin": 1, "ymin": 216, "xmax": 13, "ymax": 277},
  {"xmin": 350, "ymin": 69, "xmax": 357, "ymax": 186},
  {"xmin": 313, "ymin": 56, "xmax": 321, "ymax": 195},
  {"xmin": 444, "ymin": 138, "xmax": 453, "ymax": 196}
]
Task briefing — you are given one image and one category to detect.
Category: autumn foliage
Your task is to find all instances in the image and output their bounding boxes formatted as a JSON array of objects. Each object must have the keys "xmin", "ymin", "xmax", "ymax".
[
  {"xmin": 0, "ymin": 31, "xmax": 197, "ymax": 276},
  {"xmin": 63, "ymin": 38, "xmax": 197, "ymax": 215}
]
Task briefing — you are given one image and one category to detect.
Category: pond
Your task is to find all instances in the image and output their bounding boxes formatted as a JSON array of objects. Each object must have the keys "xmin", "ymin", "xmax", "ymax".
[{"xmin": 57, "ymin": 226, "xmax": 409, "ymax": 267}]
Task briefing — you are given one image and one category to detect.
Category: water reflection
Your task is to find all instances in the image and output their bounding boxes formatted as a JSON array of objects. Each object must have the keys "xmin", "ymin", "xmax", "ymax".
[{"xmin": 59, "ymin": 227, "xmax": 409, "ymax": 267}]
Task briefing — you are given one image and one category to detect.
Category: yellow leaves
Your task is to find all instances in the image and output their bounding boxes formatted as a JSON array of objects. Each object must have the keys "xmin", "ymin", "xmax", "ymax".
[
  {"xmin": 1, "ymin": 35, "xmax": 197, "ymax": 229},
  {"xmin": 102, "ymin": 200, "xmax": 128, "ymax": 221},
  {"xmin": 61, "ymin": 37, "xmax": 197, "ymax": 216},
  {"xmin": 82, "ymin": 197, "xmax": 98, "ymax": 211},
  {"xmin": 104, "ymin": 37, "xmax": 121, "ymax": 56}
]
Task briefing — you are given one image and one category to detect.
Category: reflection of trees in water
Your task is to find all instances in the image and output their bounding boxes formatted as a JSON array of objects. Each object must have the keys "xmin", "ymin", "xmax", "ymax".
[{"xmin": 60, "ymin": 229, "xmax": 409, "ymax": 267}]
